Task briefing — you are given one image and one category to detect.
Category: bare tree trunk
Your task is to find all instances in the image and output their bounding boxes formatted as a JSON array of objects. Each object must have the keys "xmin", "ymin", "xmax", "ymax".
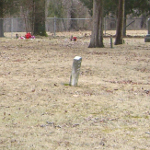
[
  {"xmin": 115, "ymin": 0, "xmax": 125, "ymax": 45},
  {"xmin": 33, "ymin": 0, "xmax": 46, "ymax": 36},
  {"xmin": 0, "ymin": 0, "xmax": 4, "ymax": 37},
  {"xmin": 123, "ymin": 1, "xmax": 126, "ymax": 37},
  {"xmin": 31, "ymin": 0, "xmax": 35, "ymax": 34},
  {"xmin": 88, "ymin": 0, "xmax": 104, "ymax": 48}
]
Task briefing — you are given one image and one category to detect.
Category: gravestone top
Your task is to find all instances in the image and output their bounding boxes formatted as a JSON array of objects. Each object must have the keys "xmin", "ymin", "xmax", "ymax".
[{"xmin": 74, "ymin": 56, "xmax": 82, "ymax": 60}]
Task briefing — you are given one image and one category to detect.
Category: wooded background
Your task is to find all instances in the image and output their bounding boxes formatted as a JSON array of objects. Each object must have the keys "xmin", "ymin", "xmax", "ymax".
[{"xmin": 0, "ymin": 0, "xmax": 150, "ymax": 45}]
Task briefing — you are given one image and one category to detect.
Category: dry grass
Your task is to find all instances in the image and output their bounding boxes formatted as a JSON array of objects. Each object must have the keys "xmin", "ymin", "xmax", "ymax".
[
  {"xmin": 4, "ymin": 29, "xmax": 148, "ymax": 39},
  {"xmin": 0, "ymin": 32, "xmax": 150, "ymax": 150}
]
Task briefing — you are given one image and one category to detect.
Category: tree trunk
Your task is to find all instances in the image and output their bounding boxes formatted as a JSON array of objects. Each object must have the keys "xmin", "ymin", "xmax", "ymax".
[
  {"xmin": 123, "ymin": 1, "xmax": 126, "ymax": 37},
  {"xmin": 115, "ymin": 0, "xmax": 125, "ymax": 45},
  {"xmin": 33, "ymin": 0, "xmax": 47, "ymax": 36},
  {"xmin": 0, "ymin": 0, "xmax": 4, "ymax": 37},
  {"xmin": 88, "ymin": 0, "xmax": 104, "ymax": 48}
]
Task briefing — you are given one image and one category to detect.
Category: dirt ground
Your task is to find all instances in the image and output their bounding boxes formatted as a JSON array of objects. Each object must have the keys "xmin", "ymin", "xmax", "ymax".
[{"xmin": 0, "ymin": 32, "xmax": 150, "ymax": 150}]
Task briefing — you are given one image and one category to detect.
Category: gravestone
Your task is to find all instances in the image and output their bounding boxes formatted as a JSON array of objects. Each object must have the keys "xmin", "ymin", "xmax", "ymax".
[
  {"xmin": 69, "ymin": 56, "xmax": 82, "ymax": 86},
  {"xmin": 145, "ymin": 18, "xmax": 150, "ymax": 42}
]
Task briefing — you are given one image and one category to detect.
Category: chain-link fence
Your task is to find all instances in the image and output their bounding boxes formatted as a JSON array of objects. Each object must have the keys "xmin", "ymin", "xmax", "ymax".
[
  {"xmin": 1, "ymin": 17, "xmax": 149, "ymax": 38},
  {"xmin": 2, "ymin": 17, "xmax": 32, "ymax": 38}
]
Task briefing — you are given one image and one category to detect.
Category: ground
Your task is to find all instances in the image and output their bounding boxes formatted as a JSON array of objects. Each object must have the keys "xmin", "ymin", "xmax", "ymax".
[{"xmin": 0, "ymin": 31, "xmax": 150, "ymax": 150}]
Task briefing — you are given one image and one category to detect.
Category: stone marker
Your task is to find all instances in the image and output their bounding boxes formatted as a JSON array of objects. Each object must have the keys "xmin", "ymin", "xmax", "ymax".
[
  {"xmin": 145, "ymin": 18, "xmax": 150, "ymax": 42},
  {"xmin": 69, "ymin": 56, "xmax": 82, "ymax": 86}
]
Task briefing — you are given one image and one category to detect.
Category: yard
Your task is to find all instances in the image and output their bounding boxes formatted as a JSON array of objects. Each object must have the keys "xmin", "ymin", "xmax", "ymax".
[{"xmin": 0, "ymin": 31, "xmax": 150, "ymax": 149}]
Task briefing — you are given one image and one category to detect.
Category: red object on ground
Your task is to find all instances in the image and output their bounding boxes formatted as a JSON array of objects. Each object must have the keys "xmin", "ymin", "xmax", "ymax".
[
  {"xmin": 25, "ymin": 32, "xmax": 32, "ymax": 39},
  {"xmin": 73, "ymin": 37, "xmax": 77, "ymax": 41}
]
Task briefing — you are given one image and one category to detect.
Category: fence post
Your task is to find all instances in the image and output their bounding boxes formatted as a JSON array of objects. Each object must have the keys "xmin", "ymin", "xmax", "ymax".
[
  {"xmin": 54, "ymin": 16, "xmax": 56, "ymax": 37},
  {"xmin": 11, "ymin": 18, "xmax": 13, "ymax": 38}
]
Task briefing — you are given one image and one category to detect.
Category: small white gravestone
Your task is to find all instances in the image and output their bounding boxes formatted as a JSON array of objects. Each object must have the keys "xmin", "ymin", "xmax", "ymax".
[
  {"xmin": 69, "ymin": 56, "xmax": 82, "ymax": 86},
  {"xmin": 145, "ymin": 18, "xmax": 150, "ymax": 42}
]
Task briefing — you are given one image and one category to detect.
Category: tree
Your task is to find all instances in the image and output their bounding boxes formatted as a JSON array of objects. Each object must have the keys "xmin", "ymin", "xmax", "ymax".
[
  {"xmin": 0, "ymin": 0, "xmax": 19, "ymax": 37},
  {"xmin": 48, "ymin": 0, "xmax": 64, "ymax": 18},
  {"xmin": 80, "ymin": 0, "xmax": 118, "ymax": 16},
  {"xmin": 80, "ymin": 0, "xmax": 150, "ymax": 37},
  {"xmin": 0, "ymin": 0, "xmax": 4, "ymax": 37},
  {"xmin": 115, "ymin": 0, "xmax": 125, "ymax": 45},
  {"xmin": 79, "ymin": 0, "xmax": 93, "ymax": 16},
  {"xmin": 19, "ymin": 0, "xmax": 34, "ymax": 32},
  {"xmin": 33, "ymin": 0, "xmax": 47, "ymax": 36},
  {"xmin": 88, "ymin": 0, "xmax": 104, "ymax": 48}
]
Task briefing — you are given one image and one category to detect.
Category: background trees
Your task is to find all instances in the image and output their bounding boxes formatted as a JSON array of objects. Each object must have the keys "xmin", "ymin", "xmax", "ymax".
[
  {"xmin": 79, "ymin": 0, "xmax": 93, "ymax": 16},
  {"xmin": 19, "ymin": 0, "xmax": 34, "ymax": 32},
  {"xmin": 19, "ymin": 0, "xmax": 47, "ymax": 36},
  {"xmin": 48, "ymin": 0, "xmax": 65, "ymax": 18},
  {"xmin": 0, "ymin": 0, "xmax": 19, "ymax": 37},
  {"xmin": 0, "ymin": 0, "xmax": 150, "ymax": 38}
]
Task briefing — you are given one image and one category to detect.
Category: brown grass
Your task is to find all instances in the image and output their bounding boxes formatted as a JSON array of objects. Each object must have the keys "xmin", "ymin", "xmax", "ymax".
[
  {"xmin": 0, "ymin": 32, "xmax": 150, "ymax": 150},
  {"xmin": 4, "ymin": 29, "xmax": 148, "ymax": 38}
]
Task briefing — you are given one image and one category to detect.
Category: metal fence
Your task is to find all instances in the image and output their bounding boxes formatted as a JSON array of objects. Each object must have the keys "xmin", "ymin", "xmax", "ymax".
[{"xmin": 1, "ymin": 17, "xmax": 148, "ymax": 38}]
